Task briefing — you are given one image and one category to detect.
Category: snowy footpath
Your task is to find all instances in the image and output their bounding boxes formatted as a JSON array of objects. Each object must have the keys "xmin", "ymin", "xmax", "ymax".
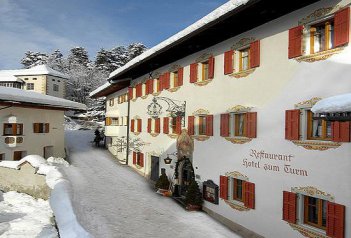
[{"xmin": 64, "ymin": 130, "xmax": 241, "ymax": 238}]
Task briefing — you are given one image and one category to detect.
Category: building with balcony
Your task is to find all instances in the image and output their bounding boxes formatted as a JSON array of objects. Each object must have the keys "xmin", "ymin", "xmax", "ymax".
[
  {"xmin": 0, "ymin": 64, "xmax": 68, "ymax": 98},
  {"xmin": 0, "ymin": 86, "xmax": 86, "ymax": 161},
  {"xmin": 91, "ymin": 0, "xmax": 351, "ymax": 237}
]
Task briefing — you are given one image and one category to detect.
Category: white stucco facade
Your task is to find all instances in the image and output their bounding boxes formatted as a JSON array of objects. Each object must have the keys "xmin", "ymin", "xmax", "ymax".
[{"xmin": 97, "ymin": 0, "xmax": 351, "ymax": 237}]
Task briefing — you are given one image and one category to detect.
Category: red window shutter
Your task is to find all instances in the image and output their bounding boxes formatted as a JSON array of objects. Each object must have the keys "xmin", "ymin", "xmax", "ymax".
[
  {"xmin": 220, "ymin": 114, "xmax": 230, "ymax": 137},
  {"xmin": 188, "ymin": 116, "xmax": 195, "ymax": 135},
  {"xmin": 288, "ymin": 26, "xmax": 303, "ymax": 59},
  {"xmin": 149, "ymin": 79, "xmax": 154, "ymax": 94},
  {"xmin": 159, "ymin": 75, "xmax": 164, "ymax": 91},
  {"xmin": 246, "ymin": 112, "xmax": 257, "ymax": 138},
  {"xmin": 33, "ymin": 123, "xmax": 40, "ymax": 133},
  {"xmin": 145, "ymin": 80, "xmax": 150, "ymax": 95},
  {"xmin": 130, "ymin": 119, "xmax": 135, "ymax": 132},
  {"xmin": 332, "ymin": 121, "xmax": 350, "ymax": 142},
  {"xmin": 136, "ymin": 84, "xmax": 142, "ymax": 97},
  {"xmin": 45, "ymin": 123, "xmax": 50, "ymax": 133},
  {"xmin": 282, "ymin": 191, "xmax": 297, "ymax": 224},
  {"xmin": 164, "ymin": 72, "xmax": 170, "ymax": 90},
  {"xmin": 140, "ymin": 153, "xmax": 144, "ymax": 167},
  {"xmin": 190, "ymin": 63, "xmax": 198, "ymax": 83},
  {"xmin": 137, "ymin": 119, "xmax": 142, "ymax": 132},
  {"xmin": 327, "ymin": 202, "xmax": 345, "ymax": 238},
  {"xmin": 250, "ymin": 40, "xmax": 260, "ymax": 68},
  {"xmin": 155, "ymin": 118, "xmax": 160, "ymax": 133},
  {"xmin": 176, "ymin": 116, "xmax": 182, "ymax": 135},
  {"xmin": 219, "ymin": 175, "xmax": 228, "ymax": 199},
  {"xmin": 285, "ymin": 109, "xmax": 300, "ymax": 140},
  {"xmin": 163, "ymin": 117, "xmax": 169, "ymax": 134},
  {"xmin": 206, "ymin": 115, "xmax": 213, "ymax": 136},
  {"xmin": 133, "ymin": 152, "xmax": 136, "ymax": 164},
  {"xmin": 147, "ymin": 118, "xmax": 152, "ymax": 133},
  {"xmin": 208, "ymin": 56, "xmax": 215, "ymax": 79},
  {"xmin": 156, "ymin": 78, "xmax": 160, "ymax": 92},
  {"xmin": 128, "ymin": 87, "xmax": 133, "ymax": 100},
  {"xmin": 243, "ymin": 181, "xmax": 255, "ymax": 209},
  {"xmin": 334, "ymin": 7, "xmax": 350, "ymax": 47},
  {"xmin": 224, "ymin": 50, "xmax": 233, "ymax": 75},
  {"xmin": 177, "ymin": 67, "xmax": 184, "ymax": 86}
]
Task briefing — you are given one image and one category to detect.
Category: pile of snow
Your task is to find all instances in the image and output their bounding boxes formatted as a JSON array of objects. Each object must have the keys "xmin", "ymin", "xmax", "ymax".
[
  {"xmin": 0, "ymin": 191, "xmax": 58, "ymax": 237},
  {"xmin": 312, "ymin": 93, "xmax": 351, "ymax": 113},
  {"xmin": 0, "ymin": 154, "xmax": 47, "ymax": 170},
  {"xmin": 48, "ymin": 157, "xmax": 70, "ymax": 167},
  {"xmin": 65, "ymin": 116, "xmax": 82, "ymax": 130}
]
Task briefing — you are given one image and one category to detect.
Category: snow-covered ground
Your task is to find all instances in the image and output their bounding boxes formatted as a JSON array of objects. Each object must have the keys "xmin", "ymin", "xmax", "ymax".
[
  {"xmin": 64, "ymin": 130, "xmax": 241, "ymax": 238},
  {"xmin": 0, "ymin": 191, "xmax": 58, "ymax": 238}
]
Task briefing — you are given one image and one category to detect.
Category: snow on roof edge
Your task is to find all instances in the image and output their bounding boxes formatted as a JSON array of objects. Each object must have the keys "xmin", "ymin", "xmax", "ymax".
[
  {"xmin": 311, "ymin": 93, "xmax": 351, "ymax": 113},
  {"xmin": 89, "ymin": 82, "xmax": 111, "ymax": 97},
  {"xmin": 108, "ymin": 0, "xmax": 249, "ymax": 79}
]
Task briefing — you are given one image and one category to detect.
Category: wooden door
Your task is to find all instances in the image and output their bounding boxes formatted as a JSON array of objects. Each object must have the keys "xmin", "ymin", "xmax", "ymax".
[
  {"xmin": 13, "ymin": 151, "xmax": 23, "ymax": 161},
  {"xmin": 150, "ymin": 156, "xmax": 160, "ymax": 182}
]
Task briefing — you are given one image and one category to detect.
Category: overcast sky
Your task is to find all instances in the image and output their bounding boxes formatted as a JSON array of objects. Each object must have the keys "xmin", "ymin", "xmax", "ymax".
[{"xmin": 0, "ymin": 0, "xmax": 227, "ymax": 69}]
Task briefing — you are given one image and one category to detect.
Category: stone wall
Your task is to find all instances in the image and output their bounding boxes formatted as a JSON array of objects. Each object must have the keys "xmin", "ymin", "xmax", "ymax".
[{"xmin": 0, "ymin": 162, "xmax": 50, "ymax": 200}]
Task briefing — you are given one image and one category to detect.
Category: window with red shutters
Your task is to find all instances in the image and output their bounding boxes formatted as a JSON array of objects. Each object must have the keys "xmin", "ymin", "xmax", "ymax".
[
  {"xmin": 163, "ymin": 117, "xmax": 169, "ymax": 134},
  {"xmin": 138, "ymin": 153, "xmax": 144, "ymax": 167},
  {"xmin": 283, "ymin": 191, "xmax": 297, "ymax": 224},
  {"xmin": 250, "ymin": 40, "xmax": 260, "ymax": 68},
  {"xmin": 163, "ymin": 72, "xmax": 170, "ymax": 90},
  {"xmin": 288, "ymin": 26, "xmax": 303, "ymax": 59},
  {"xmin": 136, "ymin": 83, "xmax": 142, "ymax": 97},
  {"xmin": 326, "ymin": 202, "xmax": 345, "ymax": 238},
  {"xmin": 285, "ymin": 109, "xmax": 300, "ymax": 140},
  {"xmin": 206, "ymin": 115, "xmax": 213, "ymax": 136},
  {"xmin": 188, "ymin": 116, "xmax": 194, "ymax": 135},
  {"xmin": 147, "ymin": 118, "xmax": 152, "ymax": 133},
  {"xmin": 159, "ymin": 74, "xmax": 164, "ymax": 91},
  {"xmin": 224, "ymin": 50, "xmax": 233, "ymax": 75},
  {"xmin": 208, "ymin": 56, "xmax": 215, "ymax": 79},
  {"xmin": 177, "ymin": 67, "xmax": 183, "ymax": 86},
  {"xmin": 175, "ymin": 116, "xmax": 182, "ymax": 135},
  {"xmin": 219, "ymin": 175, "xmax": 228, "ymax": 199},
  {"xmin": 220, "ymin": 114, "xmax": 230, "ymax": 137},
  {"xmin": 243, "ymin": 182, "xmax": 255, "ymax": 209},
  {"xmin": 246, "ymin": 112, "xmax": 257, "ymax": 138},
  {"xmin": 190, "ymin": 63, "xmax": 198, "ymax": 83},
  {"xmin": 133, "ymin": 151, "xmax": 136, "ymax": 164},
  {"xmin": 332, "ymin": 121, "xmax": 350, "ymax": 142},
  {"xmin": 128, "ymin": 87, "xmax": 134, "ymax": 100},
  {"xmin": 334, "ymin": 7, "xmax": 350, "ymax": 47},
  {"xmin": 155, "ymin": 118, "xmax": 161, "ymax": 133}
]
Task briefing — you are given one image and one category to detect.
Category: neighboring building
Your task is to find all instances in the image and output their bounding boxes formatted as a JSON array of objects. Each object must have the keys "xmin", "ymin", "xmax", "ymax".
[
  {"xmin": 0, "ymin": 86, "xmax": 86, "ymax": 161},
  {"xmin": 0, "ymin": 65, "xmax": 68, "ymax": 98},
  {"xmin": 91, "ymin": 1, "xmax": 351, "ymax": 238}
]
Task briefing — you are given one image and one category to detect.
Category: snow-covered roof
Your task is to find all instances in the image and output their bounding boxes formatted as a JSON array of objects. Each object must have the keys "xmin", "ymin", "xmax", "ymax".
[
  {"xmin": 0, "ymin": 86, "xmax": 86, "ymax": 111},
  {"xmin": 0, "ymin": 70, "xmax": 25, "ymax": 83},
  {"xmin": 13, "ymin": 65, "xmax": 69, "ymax": 79},
  {"xmin": 0, "ymin": 155, "xmax": 47, "ymax": 170},
  {"xmin": 109, "ymin": 0, "xmax": 249, "ymax": 80},
  {"xmin": 312, "ymin": 93, "xmax": 351, "ymax": 113},
  {"xmin": 90, "ymin": 82, "xmax": 111, "ymax": 97}
]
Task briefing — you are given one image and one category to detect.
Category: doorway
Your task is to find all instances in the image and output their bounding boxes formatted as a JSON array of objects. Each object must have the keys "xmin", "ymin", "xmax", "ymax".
[
  {"xmin": 43, "ymin": 146, "xmax": 54, "ymax": 159},
  {"xmin": 150, "ymin": 156, "xmax": 160, "ymax": 182}
]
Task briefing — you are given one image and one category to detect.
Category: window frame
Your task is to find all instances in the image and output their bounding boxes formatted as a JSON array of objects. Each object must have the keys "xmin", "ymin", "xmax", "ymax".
[
  {"xmin": 109, "ymin": 98, "xmax": 114, "ymax": 107},
  {"xmin": 303, "ymin": 195, "xmax": 327, "ymax": 230},
  {"xmin": 201, "ymin": 61, "xmax": 209, "ymax": 82},
  {"xmin": 309, "ymin": 18, "xmax": 335, "ymax": 54},
  {"xmin": 306, "ymin": 110, "xmax": 332, "ymax": 141},
  {"xmin": 26, "ymin": 83, "xmax": 34, "ymax": 90},
  {"xmin": 53, "ymin": 84, "xmax": 59, "ymax": 92},
  {"xmin": 198, "ymin": 115, "xmax": 207, "ymax": 136},
  {"xmin": 239, "ymin": 47, "xmax": 251, "ymax": 71},
  {"xmin": 3, "ymin": 123, "xmax": 23, "ymax": 136}
]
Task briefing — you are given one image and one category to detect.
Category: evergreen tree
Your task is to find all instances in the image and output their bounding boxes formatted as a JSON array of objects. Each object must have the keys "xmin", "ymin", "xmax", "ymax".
[
  {"xmin": 47, "ymin": 49, "xmax": 65, "ymax": 72},
  {"xmin": 67, "ymin": 47, "xmax": 90, "ymax": 69},
  {"xmin": 127, "ymin": 43, "xmax": 147, "ymax": 61},
  {"xmin": 21, "ymin": 51, "xmax": 49, "ymax": 68},
  {"xmin": 185, "ymin": 179, "xmax": 203, "ymax": 206}
]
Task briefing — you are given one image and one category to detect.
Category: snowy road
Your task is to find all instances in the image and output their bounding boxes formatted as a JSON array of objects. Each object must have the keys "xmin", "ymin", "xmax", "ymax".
[{"xmin": 63, "ymin": 130, "xmax": 241, "ymax": 238}]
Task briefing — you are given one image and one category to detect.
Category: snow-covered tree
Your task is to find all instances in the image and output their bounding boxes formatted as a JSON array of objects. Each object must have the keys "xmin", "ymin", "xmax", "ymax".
[
  {"xmin": 47, "ymin": 49, "xmax": 65, "ymax": 72},
  {"xmin": 127, "ymin": 43, "xmax": 147, "ymax": 61},
  {"xmin": 21, "ymin": 51, "xmax": 49, "ymax": 68},
  {"xmin": 67, "ymin": 47, "xmax": 90, "ymax": 70}
]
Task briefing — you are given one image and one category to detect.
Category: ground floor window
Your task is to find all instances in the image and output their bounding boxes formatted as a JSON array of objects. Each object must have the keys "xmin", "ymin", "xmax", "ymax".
[
  {"xmin": 304, "ymin": 195, "xmax": 327, "ymax": 229},
  {"xmin": 132, "ymin": 151, "xmax": 144, "ymax": 167}
]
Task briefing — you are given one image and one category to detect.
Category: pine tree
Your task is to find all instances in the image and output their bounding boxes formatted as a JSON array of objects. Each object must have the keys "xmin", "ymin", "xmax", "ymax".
[
  {"xmin": 127, "ymin": 43, "xmax": 147, "ymax": 61},
  {"xmin": 67, "ymin": 47, "xmax": 90, "ymax": 70},
  {"xmin": 21, "ymin": 51, "xmax": 49, "ymax": 68},
  {"xmin": 185, "ymin": 179, "xmax": 203, "ymax": 206},
  {"xmin": 47, "ymin": 49, "xmax": 65, "ymax": 72}
]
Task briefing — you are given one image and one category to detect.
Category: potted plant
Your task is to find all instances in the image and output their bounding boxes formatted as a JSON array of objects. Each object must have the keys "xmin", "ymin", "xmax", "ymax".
[
  {"xmin": 185, "ymin": 179, "xmax": 203, "ymax": 211},
  {"xmin": 155, "ymin": 171, "xmax": 171, "ymax": 196}
]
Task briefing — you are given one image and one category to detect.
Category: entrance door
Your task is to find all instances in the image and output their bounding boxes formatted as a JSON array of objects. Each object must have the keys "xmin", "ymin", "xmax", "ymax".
[
  {"xmin": 43, "ymin": 146, "xmax": 54, "ymax": 159},
  {"xmin": 150, "ymin": 156, "xmax": 160, "ymax": 182},
  {"xmin": 180, "ymin": 159, "xmax": 194, "ymax": 196},
  {"xmin": 13, "ymin": 151, "xmax": 25, "ymax": 161}
]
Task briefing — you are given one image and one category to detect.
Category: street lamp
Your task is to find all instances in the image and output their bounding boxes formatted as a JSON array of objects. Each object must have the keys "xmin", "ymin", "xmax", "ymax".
[{"xmin": 164, "ymin": 151, "xmax": 177, "ymax": 164}]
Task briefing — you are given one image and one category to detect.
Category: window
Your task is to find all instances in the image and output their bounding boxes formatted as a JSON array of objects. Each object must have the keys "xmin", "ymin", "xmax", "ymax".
[
  {"xmin": 201, "ymin": 61, "xmax": 209, "ymax": 81},
  {"xmin": 190, "ymin": 57, "xmax": 215, "ymax": 83},
  {"xmin": 239, "ymin": 48, "xmax": 250, "ymax": 71},
  {"xmin": 118, "ymin": 93, "xmax": 128, "ymax": 104},
  {"xmin": 159, "ymin": 73, "xmax": 170, "ymax": 91},
  {"xmin": 131, "ymin": 118, "xmax": 142, "ymax": 133},
  {"xmin": 188, "ymin": 115, "xmax": 213, "ymax": 137},
  {"xmin": 173, "ymin": 71, "xmax": 178, "ymax": 87},
  {"xmin": 220, "ymin": 112, "xmax": 257, "ymax": 139},
  {"xmin": 234, "ymin": 114, "xmax": 246, "ymax": 136},
  {"xmin": 24, "ymin": 78, "xmax": 28, "ymax": 80},
  {"xmin": 288, "ymin": 7, "xmax": 349, "ymax": 59},
  {"xmin": 132, "ymin": 151, "xmax": 144, "ymax": 167},
  {"xmin": 53, "ymin": 84, "xmax": 59, "ymax": 92},
  {"xmin": 52, "ymin": 79, "xmax": 56, "ymax": 82},
  {"xmin": 26, "ymin": 83, "xmax": 34, "ymax": 90},
  {"xmin": 285, "ymin": 108, "xmax": 350, "ymax": 142},
  {"xmin": 307, "ymin": 110, "xmax": 331, "ymax": 140},
  {"xmin": 304, "ymin": 196, "xmax": 327, "ymax": 230},
  {"xmin": 283, "ymin": 190, "xmax": 345, "ymax": 237},
  {"xmin": 33, "ymin": 123, "xmax": 49, "ymax": 133},
  {"xmin": 147, "ymin": 118, "xmax": 160, "ymax": 134},
  {"xmin": 109, "ymin": 98, "xmax": 114, "ymax": 107},
  {"xmin": 33, "ymin": 78, "xmax": 37, "ymax": 80},
  {"xmin": 111, "ymin": 118, "xmax": 119, "ymax": 126},
  {"xmin": 219, "ymin": 174, "xmax": 255, "ymax": 209},
  {"xmin": 58, "ymin": 80, "xmax": 61, "ymax": 82},
  {"xmin": 3, "ymin": 123, "xmax": 23, "ymax": 135}
]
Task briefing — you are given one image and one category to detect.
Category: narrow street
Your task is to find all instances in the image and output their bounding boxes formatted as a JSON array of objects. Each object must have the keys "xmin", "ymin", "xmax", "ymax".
[{"xmin": 63, "ymin": 130, "xmax": 241, "ymax": 238}]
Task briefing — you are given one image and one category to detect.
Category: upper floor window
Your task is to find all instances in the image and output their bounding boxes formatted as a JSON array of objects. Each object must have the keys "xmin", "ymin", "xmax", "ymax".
[
  {"xmin": 163, "ymin": 116, "xmax": 181, "ymax": 135},
  {"xmin": 190, "ymin": 56, "xmax": 215, "ymax": 83},
  {"xmin": 53, "ymin": 84, "xmax": 59, "ymax": 92},
  {"xmin": 33, "ymin": 123, "xmax": 49, "ymax": 133},
  {"xmin": 239, "ymin": 47, "xmax": 250, "ymax": 71},
  {"xmin": 131, "ymin": 118, "xmax": 142, "ymax": 133},
  {"xmin": 26, "ymin": 83, "xmax": 34, "ymax": 90},
  {"xmin": 188, "ymin": 114, "xmax": 213, "ymax": 137},
  {"xmin": 109, "ymin": 98, "xmax": 114, "ymax": 107},
  {"xmin": 3, "ymin": 123, "xmax": 23, "ymax": 136},
  {"xmin": 288, "ymin": 7, "xmax": 350, "ymax": 59},
  {"xmin": 132, "ymin": 151, "xmax": 144, "ymax": 167},
  {"xmin": 33, "ymin": 78, "xmax": 37, "ymax": 80},
  {"xmin": 24, "ymin": 78, "xmax": 28, "ymax": 80},
  {"xmin": 220, "ymin": 111, "xmax": 257, "ymax": 139},
  {"xmin": 171, "ymin": 68, "xmax": 183, "ymax": 88},
  {"xmin": 147, "ymin": 118, "xmax": 160, "ymax": 134},
  {"xmin": 118, "ymin": 93, "xmax": 128, "ymax": 104},
  {"xmin": 307, "ymin": 110, "xmax": 332, "ymax": 141}
]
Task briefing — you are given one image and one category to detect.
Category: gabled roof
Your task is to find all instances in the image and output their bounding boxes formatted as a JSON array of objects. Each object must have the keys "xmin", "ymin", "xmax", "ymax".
[
  {"xmin": 0, "ymin": 86, "xmax": 86, "ymax": 111},
  {"xmin": 13, "ymin": 65, "xmax": 69, "ymax": 79}
]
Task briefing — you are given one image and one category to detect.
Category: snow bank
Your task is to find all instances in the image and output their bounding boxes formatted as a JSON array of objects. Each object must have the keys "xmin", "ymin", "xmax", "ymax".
[
  {"xmin": 0, "ymin": 154, "xmax": 47, "ymax": 170},
  {"xmin": 0, "ymin": 191, "xmax": 58, "ymax": 238},
  {"xmin": 312, "ymin": 93, "xmax": 351, "ymax": 113},
  {"xmin": 48, "ymin": 156, "xmax": 70, "ymax": 167}
]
